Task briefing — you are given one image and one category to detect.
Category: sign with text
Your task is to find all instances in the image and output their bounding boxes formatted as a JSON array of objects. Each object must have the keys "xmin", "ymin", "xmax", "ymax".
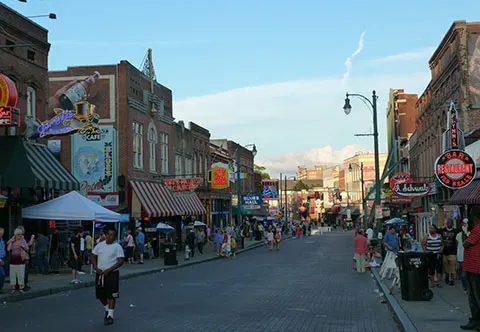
[
  {"xmin": 241, "ymin": 194, "xmax": 262, "ymax": 209},
  {"xmin": 72, "ymin": 125, "xmax": 116, "ymax": 195},
  {"xmin": 164, "ymin": 178, "xmax": 201, "ymax": 192},
  {"xmin": 393, "ymin": 182, "xmax": 431, "ymax": 197},
  {"xmin": 0, "ymin": 106, "xmax": 20, "ymax": 127},
  {"xmin": 435, "ymin": 149, "xmax": 476, "ymax": 189},
  {"xmin": 208, "ymin": 164, "xmax": 229, "ymax": 190},
  {"xmin": 389, "ymin": 172, "xmax": 413, "ymax": 190},
  {"xmin": 87, "ymin": 192, "xmax": 119, "ymax": 208},
  {"xmin": 0, "ymin": 74, "xmax": 18, "ymax": 108}
]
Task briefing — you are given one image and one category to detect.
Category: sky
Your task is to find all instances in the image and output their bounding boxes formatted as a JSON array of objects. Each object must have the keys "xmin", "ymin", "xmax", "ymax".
[{"xmin": 5, "ymin": 0, "xmax": 480, "ymax": 177}]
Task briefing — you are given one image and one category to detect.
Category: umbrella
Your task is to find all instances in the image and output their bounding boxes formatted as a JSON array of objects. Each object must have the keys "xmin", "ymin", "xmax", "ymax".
[
  {"xmin": 384, "ymin": 218, "xmax": 408, "ymax": 226},
  {"xmin": 156, "ymin": 222, "xmax": 174, "ymax": 232},
  {"xmin": 193, "ymin": 220, "xmax": 206, "ymax": 227}
]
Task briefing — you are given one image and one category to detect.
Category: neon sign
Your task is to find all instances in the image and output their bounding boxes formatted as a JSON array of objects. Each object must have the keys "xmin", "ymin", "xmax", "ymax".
[
  {"xmin": 164, "ymin": 178, "xmax": 201, "ymax": 192},
  {"xmin": 25, "ymin": 101, "xmax": 99, "ymax": 140},
  {"xmin": 208, "ymin": 166, "xmax": 229, "ymax": 189},
  {"xmin": 0, "ymin": 106, "xmax": 20, "ymax": 127}
]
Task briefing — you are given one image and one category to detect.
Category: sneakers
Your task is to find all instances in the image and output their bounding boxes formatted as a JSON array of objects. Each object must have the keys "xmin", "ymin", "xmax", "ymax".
[
  {"xmin": 70, "ymin": 279, "xmax": 82, "ymax": 284},
  {"xmin": 78, "ymin": 271, "xmax": 86, "ymax": 275},
  {"xmin": 104, "ymin": 316, "xmax": 114, "ymax": 326}
]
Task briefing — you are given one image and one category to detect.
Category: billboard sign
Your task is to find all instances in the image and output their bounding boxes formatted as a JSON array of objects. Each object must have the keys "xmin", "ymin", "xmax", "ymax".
[
  {"xmin": 71, "ymin": 125, "xmax": 116, "ymax": 195},
  {"xmin": 241, "ymin": 194, "xmax": 262, "ymax": 209},
  {"xmin": 262, "ymin": 180, "xmax": 279, "ymax": 201}
]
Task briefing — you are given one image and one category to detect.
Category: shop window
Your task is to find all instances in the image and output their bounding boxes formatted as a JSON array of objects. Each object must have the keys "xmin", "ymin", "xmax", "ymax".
[{"xmin": 148, "ymin": 123, "xmax": 157, "ymax": 172}]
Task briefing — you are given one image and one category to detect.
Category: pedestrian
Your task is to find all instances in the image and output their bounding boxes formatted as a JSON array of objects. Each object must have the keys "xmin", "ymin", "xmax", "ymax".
[
  {"xmin": 84, "ymin": 231, "xmax": 93, "ymax": 265},
  {"xmin": 70, "ymin": 229, "xmax": 84, "ymax": 284},
  {"xmin": 6, "ymin": 228, "xmax": 29, "ymax": 294},
  {"xmin": 0, "ymin": 227, "xmax": 5, "ymax": 293},
  {"xmin": 422, "ymin": 225, "xmax": 443, "ymax": 288},
  {"xmin": 35, "ymin": 232, "xmax": 49, "ymax": 275},
  {"xmin": 78, "ymin": 230, "xmax": 86, "ymax": 274},
  {"xmin": 91, "ymin": 228, "xmax": 125, "ymax": 326},
  {"xmin": 274, "ymin": 230, "xmax": 281, "ymax": 251},
  {"xmin": 17, "ymin": 226, "xmax": 34, "ymax": 291},
  {"xmin": 456, "ymin": 219, "xmax": 470, "ymax": 295},
  {"xmin": 186, "ymin": 229, "xmax": 196, "ymax": 258},
  {"xmin": 124, "ymin": 230, "xmax": 135, "ymax": 264},
  {"xmin": 354, "ymin": 229, "xmax": 368, "ymax": 273},
  {"xmin": 135, "ymin": 228, "xmax": 145, "ymax": 264},
  {"xmin": 441, "ymin": 219, "xmax": 458, "ymax": 285},
  {"xmin": 196, "ymin": 228, "xmax": 205, "ymax": 255},
  {"xmin": 460, "ymin": 206, "xmax": 480, "ymax": 331},
  {"xmin": 267, "ymin": 229, "xmax": 274, "ymax": 251},
  {"xmin": 50, "ymin": 228, "xmax": 60, "ymax": 275}
]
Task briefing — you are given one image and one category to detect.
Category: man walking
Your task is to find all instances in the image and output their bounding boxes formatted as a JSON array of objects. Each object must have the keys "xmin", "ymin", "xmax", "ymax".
[
  {"xmin": 70, "ymin": 229, "xmax": 84, "ymax": 284},
  {"xmin": 196, "ymin": 228, "xmax": 205, "ymax": 255},
  {"xmin": 91, "ymin": 228, "xmax": 125, "ymax": 326},
  {"xmin": 36, "ymin": 232, "xmax": 49, "ymax": 275},
  {"xmin": 354, "ymin": 229, "xmax": 368, "ymax": 273},
  {"xmin": 135, "ymin": 228, "xmax": 145, "ymax": 264},
  {"xmin": 0, "ymin": 227, "xmax": 5, "ymax": 292},
  {"xmin": 461, "ymin": 205, "xmax": 480, "ymax": 331},
  {"xmin": 441, "ymin": 219, "xmax": 458, "ymax": 285}
]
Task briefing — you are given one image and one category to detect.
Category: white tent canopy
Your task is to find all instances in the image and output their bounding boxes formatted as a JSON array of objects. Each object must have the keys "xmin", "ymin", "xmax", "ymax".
[{"xmin": 22, "ymin": 191, "xmax": 120, "ymax": 222}]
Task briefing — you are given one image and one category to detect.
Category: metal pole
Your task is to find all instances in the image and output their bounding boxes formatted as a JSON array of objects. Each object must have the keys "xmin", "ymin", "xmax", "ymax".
[
  {"xmin": 372, "ymin": 91, "xmax": 381, "ymax": 234},
  {"xmin": 284, "ymin": 175, "xmax": 287, "ymax": 225},
  {"xmin": 236, "ymin": 147, "xmax": 241, "ymax": 228},
  {"xmin": 360, "ymin": 162, "xmax": 366, "ymax": 226},
  {"xmin": 280, "ymin": 172, "xmax": 283, "ymax": 215}
]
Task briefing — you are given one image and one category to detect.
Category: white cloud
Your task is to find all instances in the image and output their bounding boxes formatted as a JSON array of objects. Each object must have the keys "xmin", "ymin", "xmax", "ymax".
[
  {"xmin": 255, "ymin": 144, "xmax": 372, "ymax": 177},
  {"xmin": 343, "ymin": 31, "xmax": 366, "ymax": 84},
  {"xmin": 374, "ymin": 47, "xmax": 435, "ymax": 63}
]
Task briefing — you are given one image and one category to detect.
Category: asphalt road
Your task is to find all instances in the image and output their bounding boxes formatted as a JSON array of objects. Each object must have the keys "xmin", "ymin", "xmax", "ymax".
[{"xmin": 0, "ymin": 231, "xmax": 400, "ymax": 332}]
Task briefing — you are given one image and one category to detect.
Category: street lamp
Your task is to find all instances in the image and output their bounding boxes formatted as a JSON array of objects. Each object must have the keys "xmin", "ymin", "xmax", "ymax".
[
  {"xmin": 343, "ymin": 91, "xmax": 381, "ymax": 231},
  {"xmin": 284, "ymin": 175, "xmax": 296, "ymax": 226},
  {"xmin": 348, "ymin": 162, "xmax": 367, "ymax": 227},
  {"xmin": 26, "ymin": 13, "xmax": 57, "ymax": 19},
  {"xmin": 235, "ymin": 143, "xmax": 257, "ymax": 229}
]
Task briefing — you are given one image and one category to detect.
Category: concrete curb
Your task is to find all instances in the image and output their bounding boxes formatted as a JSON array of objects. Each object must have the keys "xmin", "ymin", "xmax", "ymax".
[
  {"xmin": 0, "ymin": 238, "xmax": 281, "ymax": 304},
  {"xmin": 371, "ymin": 267, "xmax": 418, "ymax": 332}
]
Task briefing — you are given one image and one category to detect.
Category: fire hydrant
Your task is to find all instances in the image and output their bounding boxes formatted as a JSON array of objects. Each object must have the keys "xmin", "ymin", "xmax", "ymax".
[{"xmin": 185, "ymin": 244, "xmax": 191, "ymax": 260}]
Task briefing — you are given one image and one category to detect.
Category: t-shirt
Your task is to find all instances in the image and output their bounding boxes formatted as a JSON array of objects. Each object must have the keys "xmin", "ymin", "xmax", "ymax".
[
  {"xmin": 441, "ymin": 228, "xmax": 458, "ymax": 256},
  {"xmin": 267, "ymin": 232, "xmax": 274, "ymax": 241},
  {"xmin": 92, "ymin": 241, "xmax": 125, "ymax": 271},
  {"xmin": 37, "ymin": 235, "xmax": 49, "ymax": 253},
  {"xmin": 80, "ymin": 237, "xmax": 85, "ymax": 251},
  {"xmin": 125, "ymin": 234, "xmax": 134, "ymax": 247},
  {"xmin": 457, "ymin": 231, "xmax": 471, "ymax": 262},
  {"xmin": 136, "ymin": 232, "xmax": 145, "ymax": 246},
  {"xmin": 383, "ymin": 232, "xmax": 398, "ymax": 253},
  {"xmin": 86, "ymin": 235, "xmax": 93, "ymax": 250},
  {"xmin": 366, "ymin": 228, "xmax": 374, "ymax": 240},
  {"xmin": 70, "ymin": 235, "xmax": 81, "ymax": 257},
  {"xmin": 464, "ymin": 223, "xmax": 480, "ymax": 273},
  {"xmin": 10, "ymin": 239, "xmax": 28, "ymax": 265},
  {"xmin": 354, "ymin": 234, "xmax": 367, "ymax": 254}
]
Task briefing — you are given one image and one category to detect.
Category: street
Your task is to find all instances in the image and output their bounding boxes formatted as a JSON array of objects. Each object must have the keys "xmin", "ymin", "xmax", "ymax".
[{"xmin": 0, "ymin": 231, "xmax": 400, "ymax": 332}]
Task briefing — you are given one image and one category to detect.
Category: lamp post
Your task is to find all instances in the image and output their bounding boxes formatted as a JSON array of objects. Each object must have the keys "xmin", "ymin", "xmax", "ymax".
[
  {"xmin": 284, "ymin": 175, "xmax": 296, "ymax": 226},
  {"xmin": 349, "ymin": 162, "xmax": 367, "ymax": 227},
  {"xmin": 343, "ymin": 91, "xmax": 381, "ymax": 233},
  {"xmin": 236, "ymin": 143, "xmax": 257, "ymax": 228}
]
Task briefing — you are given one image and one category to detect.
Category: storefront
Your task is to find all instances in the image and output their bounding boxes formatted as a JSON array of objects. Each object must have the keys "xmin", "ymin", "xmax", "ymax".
[{"xmin": 210, "ymin": 195, "xmax": 231, "ymax": 229}]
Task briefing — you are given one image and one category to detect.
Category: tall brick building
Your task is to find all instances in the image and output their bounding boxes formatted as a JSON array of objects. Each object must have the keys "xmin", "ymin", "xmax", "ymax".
[{"xmin": 409, "ymin": 21, "xmax": 480, "ymax": 212}]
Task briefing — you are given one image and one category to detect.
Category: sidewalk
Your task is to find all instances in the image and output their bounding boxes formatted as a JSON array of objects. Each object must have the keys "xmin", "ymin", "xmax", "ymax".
[
  {"xmin": 372, "ymin": 267, "xmax": 471, "ymax": 332},
  {"xmin": 0, "ymin": 237, "xmax": 271, "ymax": 304}
]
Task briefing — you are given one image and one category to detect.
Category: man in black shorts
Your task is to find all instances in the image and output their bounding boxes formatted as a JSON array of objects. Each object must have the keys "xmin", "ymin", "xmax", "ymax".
[{"xmin": 91, "ymin": 229, "xmax": 125, "ymax": 325}]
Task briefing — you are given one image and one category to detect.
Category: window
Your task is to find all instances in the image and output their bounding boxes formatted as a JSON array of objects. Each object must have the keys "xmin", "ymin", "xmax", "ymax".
[
  {"xmin": 185, "ymin": 158, "xmax": 192, "ymax": 178},
  {"xmin": 193, "ymin": 153, "xmax": 197, "ymax": 177},
  {"xmin": 27, "ymin": 86, "xmax": 36, "ymax": 119},
  {"xmin": 175, "ymin": 154, "xmax": 182, "ymax": 176},
  {"xmin": 27, "ymin": 50, "xmax": 35, "ymax": 61},
  {"xmin": 133, "ymin": 122, "xmax": 143, "ymax": 169},
  {"xmin": 160, "ymin": 133, "xmax": 169, "ymax": 174},
  {"xmin": 199, "ymin": 155, "xmax": 203, "ymax": 175},
  {"xmin": 148, "ymin": 122, "xmax": 157, "ymax": 172}
]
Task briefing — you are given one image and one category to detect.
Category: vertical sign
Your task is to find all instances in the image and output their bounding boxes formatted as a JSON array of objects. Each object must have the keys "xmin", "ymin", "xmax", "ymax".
[
  {"xmin": 71, "ymin": 125, "xmax": 116, "ymax": 195},
  {"xmin": 262, "ymin": 180, "xmax": 279, "ymax": 201}
]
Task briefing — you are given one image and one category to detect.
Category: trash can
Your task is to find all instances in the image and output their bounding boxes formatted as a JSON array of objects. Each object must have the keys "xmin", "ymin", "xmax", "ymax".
[
  {"xmin": 398, "ymin": 251, "xmax": 433, "ymax": 301},
  {"xmin": 164, "ymin": 244, "xmax": 177, "ymax": 266}
]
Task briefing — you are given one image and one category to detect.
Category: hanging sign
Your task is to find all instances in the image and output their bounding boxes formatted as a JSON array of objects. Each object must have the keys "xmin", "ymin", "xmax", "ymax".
[
  {"xmin": 393, "ymin": 182, "xmax": 431, "ymax": 197},
  {"xmin": 435, "ymin": 150, "xmax": 476, "ymax": 189},
  {"xmin": 0, "ymin": 106, "xmax": 20, "ymax": 127},
  {"xmin": 164, "ymin": 178, "xmax": 201, "ymax": 192},
  {"xmin": 434, "ymin": 101, "xmax": 476, "ymax": 189},
  {"xmin": 389, "ymin": 172, "xmax": 413, "ymax": 190},
  {"xmin": 0, "ymin": 74, "xmax": 18, "ymax": 107},
  {"xmin": 208, "ymin": 166, "xmax": 229, "ymax": 190}
]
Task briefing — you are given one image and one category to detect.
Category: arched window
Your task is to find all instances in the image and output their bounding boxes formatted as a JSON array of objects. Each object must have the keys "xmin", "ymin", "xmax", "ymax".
[
  {"xmin": 148, "ymin": 122, "xmax": 157, "ymax": 172},
  {"xmin": 27, "ymin": 86, "xmax": 36, "ymax": 119}
]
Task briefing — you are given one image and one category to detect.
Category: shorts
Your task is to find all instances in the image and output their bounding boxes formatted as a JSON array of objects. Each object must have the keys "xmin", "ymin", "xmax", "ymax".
[
  {"xmin": 69, "ymin": 257, "xmax": 79, "ymax": 270},
  {"xmin": 137, "ymin": 245, "xmax": 145, "ymax": 255},
  {"xmin": 96, "ymin": 270, "xmax": 120, "ymax": 300},
  {"xmin": 428, "ymin": 254, "xmax": 443, "ymax": 275},
  {"xmin": 443, "ymin": 254, "xmax": 457, "ymax": 274},
  {"xmin": 126, "ymin": 246, "xmax": 134, "ymax": 258},
  {"xmin": 9, "ymin": 264, "xmax": 25, "ymax": 286}
]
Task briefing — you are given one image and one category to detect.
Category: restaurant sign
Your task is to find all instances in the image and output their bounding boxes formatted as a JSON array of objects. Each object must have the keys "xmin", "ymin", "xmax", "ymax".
[
  {"xmin": 434, "ymin": 101, "xmax": 476, "ymax": 189},
  {"xmin": 241, "ymin": 194, "xmax": 262, "ymax": 209},
  {"xmin": 0, "ymin": 106, "xmax": 20, "ymax": 127},
  {"xmin": 435, "ymin": 150, "xmax": 476, "ymax": 189},
  {"xmin": 208, "ymin": 163, "xmax": 230, "ymax": 190},
  {"xmin": 163, "ymin": 178, "xmax": 201, "ymax": 192},
  {"xmin": 393, "ymin": 182, "xmax": 431, "ymax": 197},
  {"xmin": 0, "ymin": 74, "xmax": 20, "ymax": 127},
  {"xmin": 389, "ymin": 172, "xmax": 412, "ymax": 190}
]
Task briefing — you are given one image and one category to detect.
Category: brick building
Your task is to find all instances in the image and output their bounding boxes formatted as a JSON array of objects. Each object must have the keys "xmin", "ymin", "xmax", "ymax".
[
  {"xmin": 48, "ymin": 61, "xmax": 205, "ymax": 240},
  {"xmin": 409, "ymin": 21, "xmax": 480, "ymax": 212}
]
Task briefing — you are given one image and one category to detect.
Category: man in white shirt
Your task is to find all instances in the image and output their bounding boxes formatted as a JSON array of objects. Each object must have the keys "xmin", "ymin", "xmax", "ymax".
[
  {"xmin": 91, "ymin": 228, "xmax": 125, "ymax": 326},
  {"xmin": 366, "ymin": 224, "xmax": 374, "ymax": 244}
]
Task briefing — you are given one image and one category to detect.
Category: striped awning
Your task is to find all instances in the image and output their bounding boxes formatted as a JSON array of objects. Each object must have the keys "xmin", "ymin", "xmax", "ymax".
[
  {"xmin": 24, "ymin": 141, "xmax": 79, "ymax": 191},
  {"xmin": 130, "ymin": 181, "xmax": 183, "ymax": 217},
  {"xmin": 449, "ymin": 178, "xmax": 480, "ymax": 205},
  {"xmin": 174, "ymin": 192, "xmax": 207, "ymax": 216}
]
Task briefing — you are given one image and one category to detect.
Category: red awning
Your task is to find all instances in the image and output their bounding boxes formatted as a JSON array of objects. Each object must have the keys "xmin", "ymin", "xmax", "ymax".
[
  {"xmin": 449, "ymin": 178, "xmax": 480, "ymax": 205},
  {"xmin": 174, "ymin": 192, "xmax": 207, "ymax": 216},
  {"xmin": 130, "ymin": 181, "xmax": 183, "ymax": 217}
]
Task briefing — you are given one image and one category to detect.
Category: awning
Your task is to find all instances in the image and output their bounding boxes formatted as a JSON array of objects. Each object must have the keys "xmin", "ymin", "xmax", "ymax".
[
  {"xmin": 0, "ymin": 137, "xmax": 78, "ymax": 191},
  {"xmin": 174, "ymin": 192, "xmax": 207, "ymax": 216},
  {"xmin": 130, "ymin": 181, "xmax": 183, "ymax": 217},
  {"xmin": 449, "ymin": 178, "xmax": 480, "ymax": 205},
  {"xmin": 232, "ymin": 205, "xmax": 253, "ymax": 215},
  {"xmin": 339, "ymin": 206, "xmax": 361, "ymax": 216}
]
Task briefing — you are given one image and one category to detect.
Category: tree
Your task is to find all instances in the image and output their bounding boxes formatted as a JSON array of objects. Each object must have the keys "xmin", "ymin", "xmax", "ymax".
[
  {"xmin": 254, "ymin": 164, "xmax": 271, "ymax": 180},
  {"xmin": 292, "ymin": 180, "xmax": 310, "ymax": 191}
]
